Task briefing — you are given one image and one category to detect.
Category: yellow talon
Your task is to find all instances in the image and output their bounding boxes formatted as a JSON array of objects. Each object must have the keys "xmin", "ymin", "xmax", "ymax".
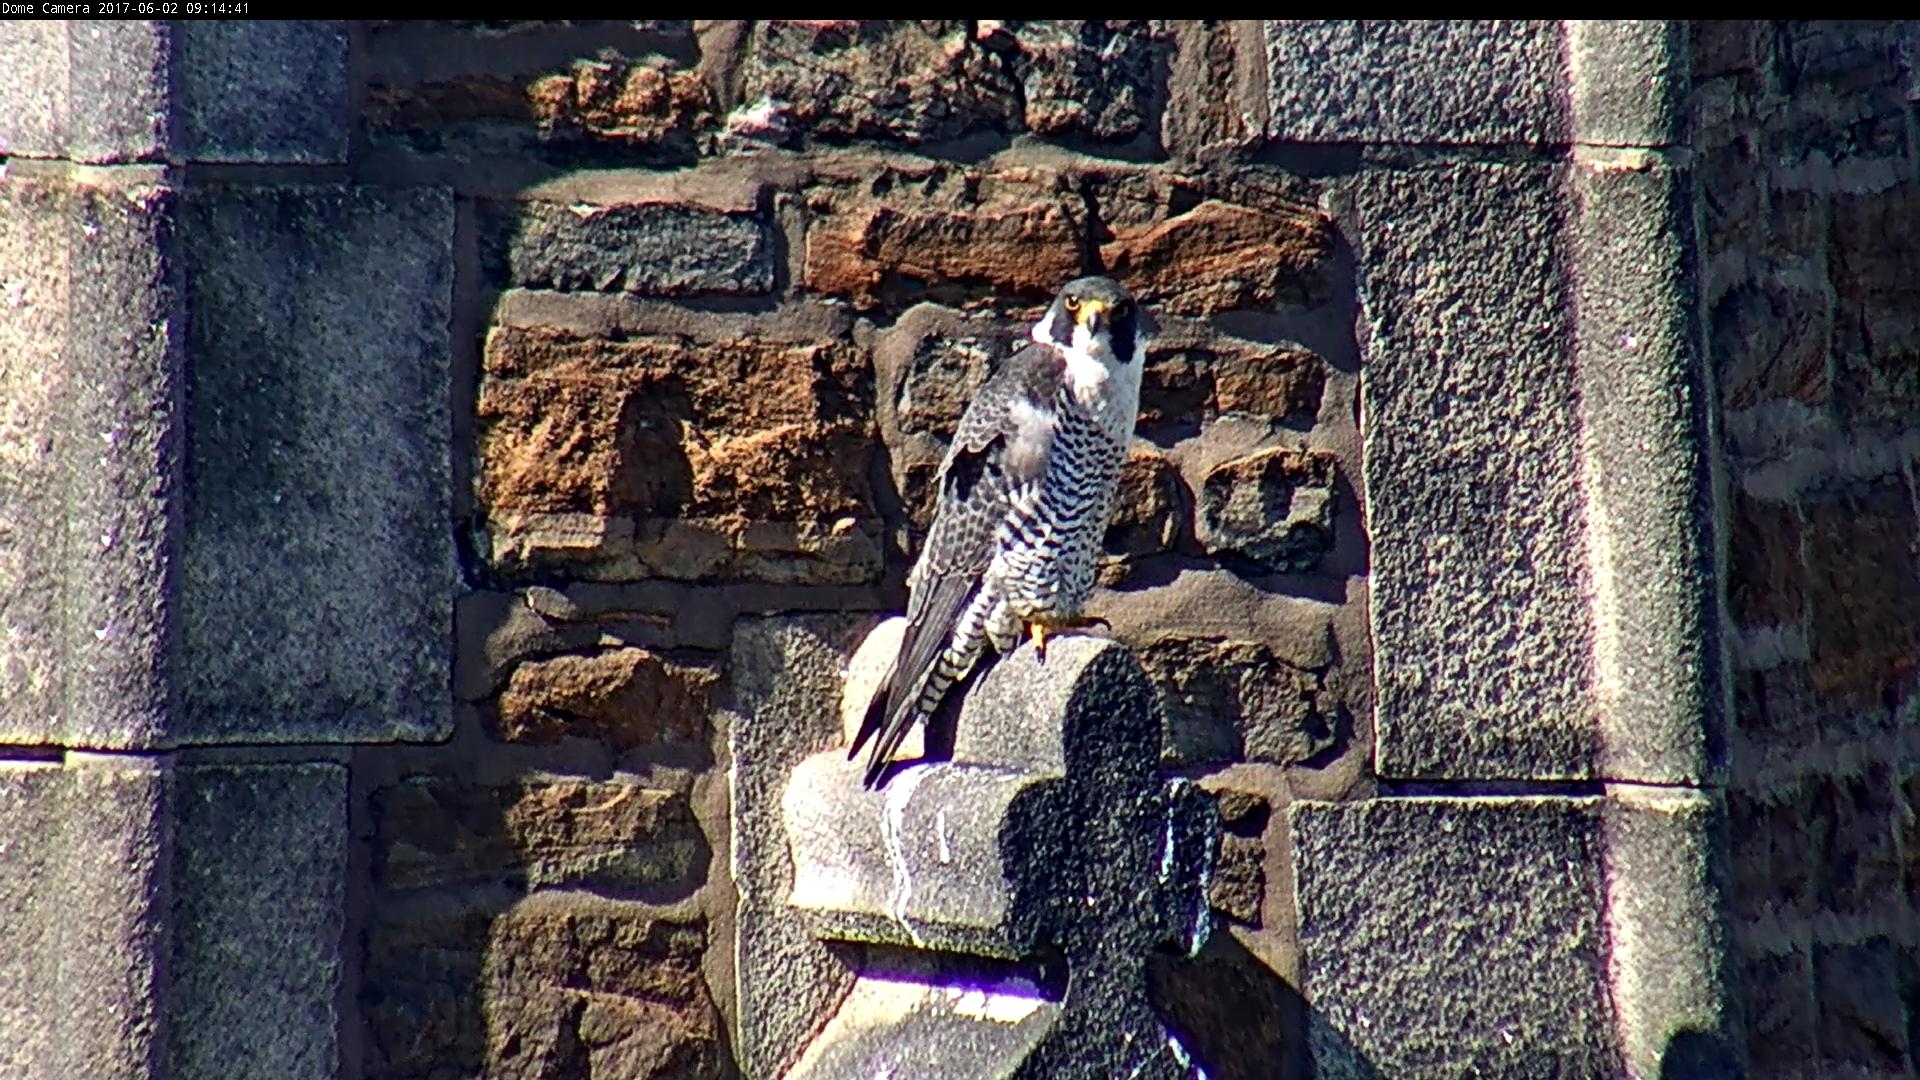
[{"xmin": 1030, "ymin": 621, "xmax": 1049, "ymax": 661}]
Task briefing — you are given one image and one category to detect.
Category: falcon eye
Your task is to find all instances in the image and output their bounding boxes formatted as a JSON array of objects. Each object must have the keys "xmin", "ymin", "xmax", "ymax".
[{"xmin": 1063, "ymin": 296, "xmax": 1080, "ymax": 312}]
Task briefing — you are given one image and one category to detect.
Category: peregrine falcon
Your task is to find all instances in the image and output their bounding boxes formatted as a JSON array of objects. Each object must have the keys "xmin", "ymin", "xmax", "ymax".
[{"xmin": 850, "ymin": 276, "xmax": 1154, "ymax": 788}]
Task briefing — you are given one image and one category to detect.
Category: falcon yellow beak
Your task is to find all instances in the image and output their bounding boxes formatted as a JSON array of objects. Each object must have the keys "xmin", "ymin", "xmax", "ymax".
[{"xmin": 1074, "ymin": 298, "xmax": 1110, "ymax": 335}]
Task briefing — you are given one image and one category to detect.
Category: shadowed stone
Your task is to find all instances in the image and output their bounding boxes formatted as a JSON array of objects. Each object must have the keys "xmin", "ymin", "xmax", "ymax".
[{"xmin": 781, "ymin": 628, "xmax": 1215, "ymax": 1079}]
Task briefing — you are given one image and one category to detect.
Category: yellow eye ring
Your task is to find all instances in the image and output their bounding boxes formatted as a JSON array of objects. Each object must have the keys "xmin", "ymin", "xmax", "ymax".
[{"xmin": 1063, "ymin": 296, "xmax": 1080, "ymax": 312}]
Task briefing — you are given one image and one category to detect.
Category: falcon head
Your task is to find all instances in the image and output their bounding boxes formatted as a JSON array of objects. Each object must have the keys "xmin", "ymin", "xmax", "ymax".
[{"xmin": 1031, "ymin": 276, "xmax": 1154, "ymax": 372}]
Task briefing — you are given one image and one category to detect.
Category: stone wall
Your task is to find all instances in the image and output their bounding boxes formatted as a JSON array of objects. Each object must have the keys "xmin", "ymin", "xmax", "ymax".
[
  {"xmin": 0, "ymin": 18, "xmax": 1914, "ymax": 1080},
  {"xmin": 1692, "ymin": 21, "xmax": 1920, "ymax": 1078}
]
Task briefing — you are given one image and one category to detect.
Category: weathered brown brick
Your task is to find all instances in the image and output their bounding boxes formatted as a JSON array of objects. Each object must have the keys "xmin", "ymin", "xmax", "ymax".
[
  {"xmin": 1726, "ymin": 491, "xmax": 1807, "ymax": 627},
  {"xmin": 1138, "ymin": 339, "xmax": 1327, "ymax": 428},
  {"xmin": 739, "ymin": 21, "xmax": 1020, "ymax": 145},
  {"xmin": 1813, "ymin": 937, "xmax": 1912, "ymax": 1074},
  {"xmin": 1711, "ymin": 280, "xmax": 1831, "ymax": 411},
  {"xmin": 527, "ymin": 58, "xmax": 711, "ymax": 146},
  {"xmin": 476, "ymin": 327, "xmax": 878, "ymax": 581},
  {"xmin": 1813, "ymin": 766, "xmax": 1903, "ymax": 917},
  {"xmin": 1802, "ymin": 480, "xmax": 1920, "ymax": 699},
  {"xmin": 1831, "ymin": 184, "xmax": 1920, "ymax": 429},
  {"xmin": 1209, "ymin": 834, "xmax": 1265, "ymax": 925},
  {"xmin": 1104, "ymin": 446, "xmax": 1187, "ymax": 560},
  {"xmin": 1905, "ymin": 770, "xmax": 1920, "ymax": 909},
  {"xmin": 1737, "ymin": 947, "xmax": 1817, "ymax": 1080},
  {"xmin": 802, "ymin": 165, "xmax": 1085, "ymax": 310},
  {"xmin": 1091, "ymin": 170, "xmax": 1334, "ymax": 316},
  {"xmin": 1733, "ymin": 662, "xmax": 1822, "ymax": 750},
  {"xmin": 495, "ymin": 647, "xmax": 718, "ymax": 750},
  {"xmin": 373, "ymin": 777, "xmax": 705, "ymax": 894},
  {"xmin": 1196, "ymin": 447, "xmax": 1338, "ymax": 573},
  {"xmin": 1727, "ymin": 782, "xmax": 1817, "ymax": 922},
  {"xmin": 364, "ymin": 895, "xmax": 723, "ymax": 1080},
  {"xmin": 1140, "ymin": 633, "xmax": 1338, "ymax": 766}
]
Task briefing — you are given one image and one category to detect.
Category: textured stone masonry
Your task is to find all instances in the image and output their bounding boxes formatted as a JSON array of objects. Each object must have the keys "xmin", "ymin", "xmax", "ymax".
[{"xmin": 2, "ymin": 17, "xmax": 1913, "ymax": 1080}]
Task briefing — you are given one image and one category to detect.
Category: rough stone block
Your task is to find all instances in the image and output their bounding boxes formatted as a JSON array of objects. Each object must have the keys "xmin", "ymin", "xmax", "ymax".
[
  {"xmin": 805, "ymin": 161, "xmax": 1332, "ymax": 316},
  {"xmin": 738, "ymin": 21, "xmax": 1020, "ymax": 145},
  {"xmin": 1266, "ymin": 21, "xmax": 1571, "ymax": 145},
  {"xmin": 1801, "ymin": 480, "xmax": 1920, "ymax": 702},
  {"xmin": 0, "ymin": 22, "xmax": 170, "ymax": 162},
  {"xmin": 0, "ymin": 176, "xmax": 182, "ymax": 749},
  {"xmin": 0, "ymin": 22, "xmax": 348, "ymax": 164},
  {"xmin": 1292, "ymin": 797, "xmax": 1617, "ymax": 1077},
  {"xmin": 1813, "ymin": 938, "xmax": 1913, "ymax": 1073},
  {"xmin": 178, "ymin": 185, "xmax": 454, "ymax": 742},
  {"xmin": 1567, "ymin": 157, "xmax": 1724, "ymax": 785},
  {"xmin": 1566, "ymin": 21, "xmax": 1687, "ymax": 147},
  {"xmin": 1736, "ymin": 948, "xmax": 1816, "ymax": 1078},
  {"xmin": 1138, "ymin": 633, "xmax": 1338, "ymax": 767},
  {"xmin": 174, "ymin": 22, "xmax": 349, "ymax": 163},
  {"xmin": 492, "ymin": 647, "xmax": 718, "ymax": 749},
  {"xmin": 0, "ymin": 756, "xmax": 170, "ymax": 1080},
  {"xmin": 1196, "ymin": 446, "xmax": 1336, "ymax": 573},
  {"xmin": 479, "ymin": 198, "xmax": 775, "ymax": 296},
  {"xmin": 363, "ymin": 892, "xmax": 725, "ymax": 1079},
  {"xmin": 476, "ymin": 322, "xmax": 879, "ymax": 584},
  {"xmin": 1355, "ymin": 163, "xmax": 1593, "ymax": 780},
  {"xmin": 1004, "ymin": 21, "xmax": 1165, "ymax": 144},
  {"xmin": 373, "ymin": 776, "xmax": 705, "ymax": 895},
  {"xmin": 166, "ymin": 762, "xmax": 348, "ymax": 1079},
  {"xmin": 1599, "ymin": 787, "xmax": 1740, "ymax": 1079}
]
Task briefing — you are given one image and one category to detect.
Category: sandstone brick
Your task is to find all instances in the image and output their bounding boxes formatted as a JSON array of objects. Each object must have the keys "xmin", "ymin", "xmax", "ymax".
[
  {"xmin": 1141, "ymin": 634, "xmax": 1338, "ymax": 766},
  {"xmin": 1737, "ymin": 948, "xmax": 1817, "ymax": 1079},
  {"xmin": 1727, "ymin": 782, "xmax": 1817, "ymax": 922},
  {"xmin": 1802, "ymin": 480, "xmax": 1920, "ymax": 699},
  {"xmin": 1726, "ymin": 491, "xmax": 1806, "ymax": 628},
  {"xmin": 1813, "ymin": 938, "xmax": 1913, "ymax": 1074},
  {"xmin": 1209, "ymin": 835, "xmax": 1264, "ymax": 926},
  {"xmin": 1812, "ymin": 766, "xmax": 1903, "ymax": 916},
  {"xmin": 1208, "ymin": 791, "xmax": 1273, "ymax": 925},
  {"xmin": 476, "ymin": 326, "xmax": 878, "ymax": 582},
  {"xmin": 1697, "ymin": 138, "xmax": 1763, "ymax": 267},
  {"xmin": 1104, "ymin": 446, "xmax": 1187, "ymax": 560},
  {"xmin": 1711, "ymin": 280, "xmax": 1831, "ymax": 411},
  {"xmin": 361, "ymin": 22, "xmax": 705, "ymax": 158},
  {"xmin": 1830, "ymin": 184, "xmax": 1920, "ymax": 429},
  {"xmin": 1691, "ymin": 21, "xmax": 1767, "ymax": 79},
  {"xmin": 894, "ymin": 324, "xmax": 1003, "ymax": 437},
  {"xmin": 739, "ymin": 21, "xmax": 1019, "ymax": 145},
  {"xmin": 802, "ymin": 164, "xmax": 1085, "ymax": 310},
  {"xmin": 480, "ymin": 199, "xmax": 773, "ymax": 296},
  {"xmin": 1196, "ymin": 447, "xmax": 1337, "ymax": 574},
  {"xmin": 999, "ymin": 21, "xmax": 1164, "ymax": 142},
  {"xmin": 1906, "ymin": 770, "xmax": 1920, "ymax": 908},
  {"xmin": 373, "ymin": 777, "xmax": 704, "ymax": 894},
  {"xmin": 1213, "ymin": 789, "xmax": 1272, "ymax": 836},
  {"xmin": 495, "ymin": 647, "xmax": 717, "ymax": 749},
  {"xmin": 1140, "ymin": 341, "xmax": 1326, "ymax": 428},
  {"xmin": 364, "ymin": 895, "xmax": 723, "ymax": 1080},
  {"xmin": 526, "ymin": 57, "xmax": 711, "ymax": 148},
  {"xmin": 1733, "ymin": 663, "xmax": 1822, "ymax": 750},
  {"xmin": 1090, "ymin": 169, "xmax": 1335, "ymax": 316}
]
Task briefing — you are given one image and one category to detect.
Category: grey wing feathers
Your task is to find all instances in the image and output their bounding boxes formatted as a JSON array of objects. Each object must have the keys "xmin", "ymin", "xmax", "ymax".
[{"xmin": 849, "ymin": 344, "xmax": 1066, "ymax": 786}]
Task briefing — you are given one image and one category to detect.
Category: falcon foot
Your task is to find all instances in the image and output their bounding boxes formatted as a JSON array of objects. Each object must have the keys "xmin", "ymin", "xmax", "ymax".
[{"xmin": 1027, "ymin": 616, "xmax": 1113, "ymax": 662}]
